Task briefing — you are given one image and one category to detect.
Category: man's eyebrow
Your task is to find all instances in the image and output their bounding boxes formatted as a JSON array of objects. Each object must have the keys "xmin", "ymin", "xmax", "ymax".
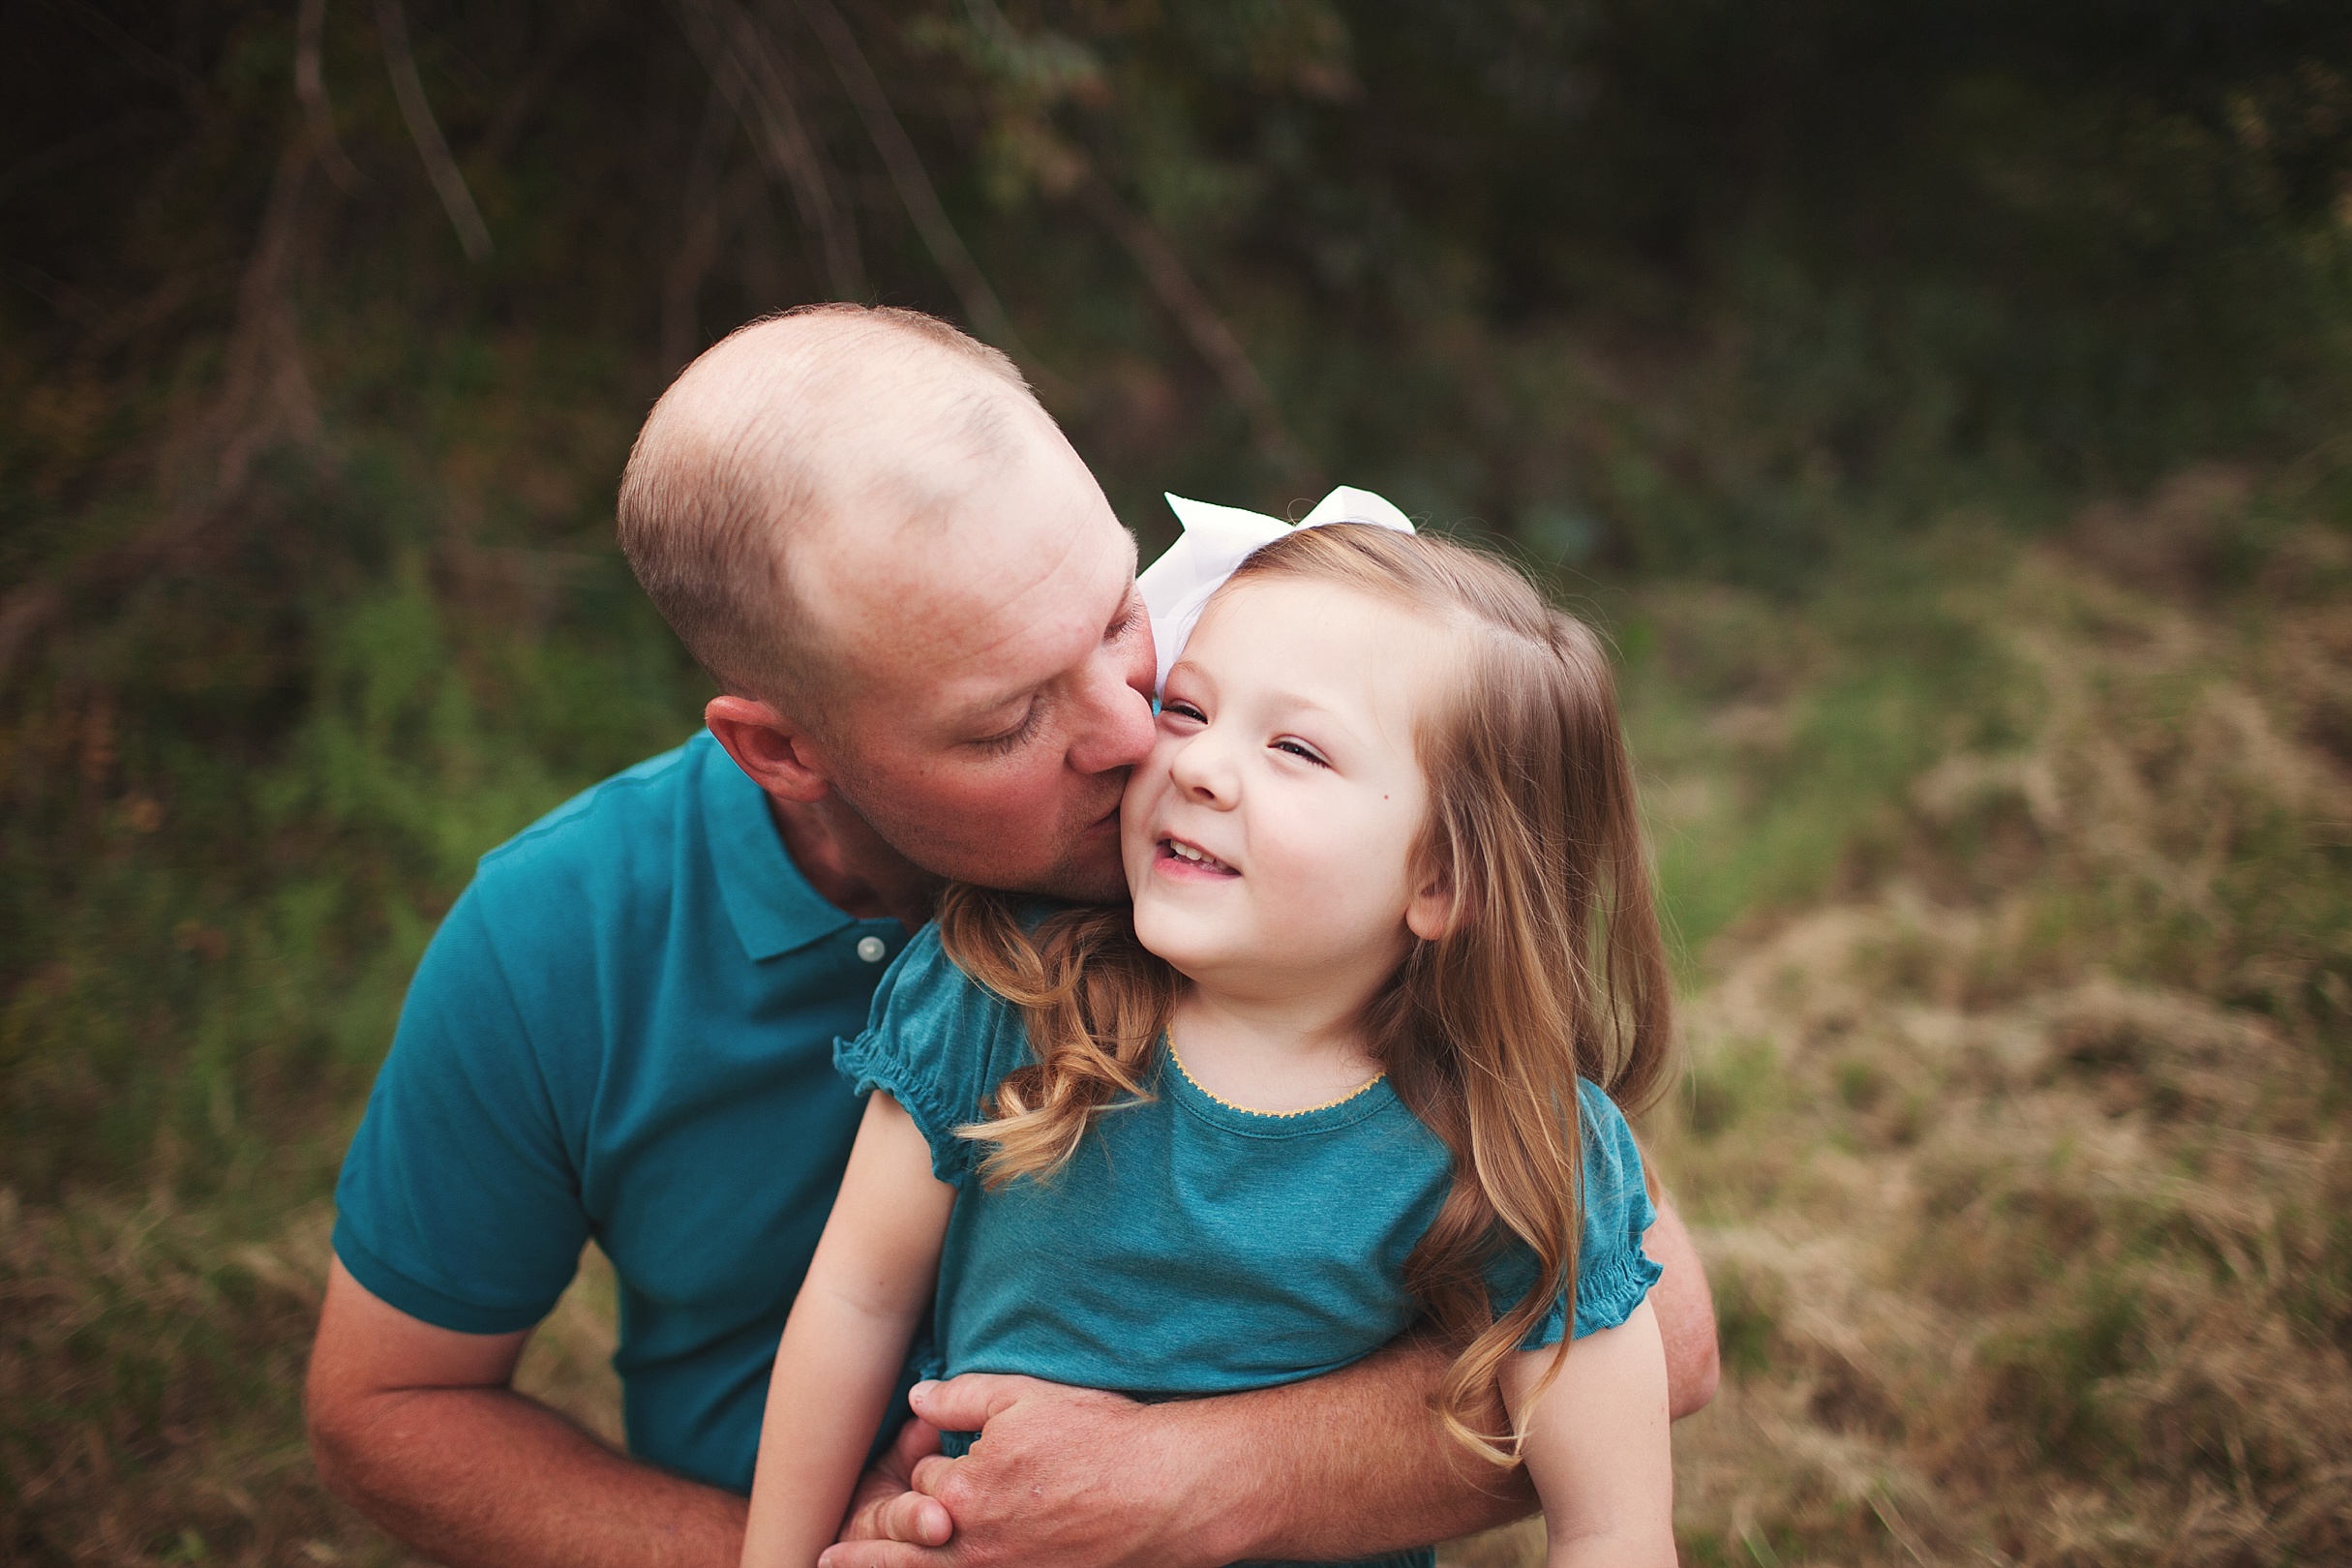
[
  {"xmin": 962, "ymin": 594, "xmax": 1136, "ymax": 724},
  {"xmin": 963, "ymin": 541, "xmax": 1142, "ymax": 720},
  {"xmin": 1104, "ymin": 591, "xmax": 1143, "ymax": 638},
  {"xmin": 1106, "ymin": 538, "xmax": 1141, "ymax": 629}
]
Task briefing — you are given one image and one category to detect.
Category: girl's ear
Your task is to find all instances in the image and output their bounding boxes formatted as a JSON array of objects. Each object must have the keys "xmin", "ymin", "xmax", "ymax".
[{"xmin": 1406, "ymin": 868, "xmax": 1460, "ymax": 942}]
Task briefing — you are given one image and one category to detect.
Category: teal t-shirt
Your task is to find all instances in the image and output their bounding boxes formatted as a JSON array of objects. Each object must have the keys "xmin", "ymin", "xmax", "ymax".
[
  {"xmin": 834, "ymin": 921, "xmax": 1662, "ymax": 1410},
  {"xmin": 331, "ymin": 733, "xmax": 914, "ymax": 1494}
]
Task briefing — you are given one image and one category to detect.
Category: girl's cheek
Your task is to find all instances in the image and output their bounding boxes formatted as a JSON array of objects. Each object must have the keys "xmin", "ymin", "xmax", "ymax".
[
  {"xmin": 1121, "ymin": 746, "xmax": 1174, "ymax": 808},
  {"xmin": 1259, "ymin": 804, "xmax": 1329, "ymax": 883}
]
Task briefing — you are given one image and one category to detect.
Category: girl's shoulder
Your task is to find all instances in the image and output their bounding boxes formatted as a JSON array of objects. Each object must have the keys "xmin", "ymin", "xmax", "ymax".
[
  {"xmin": 859, "ymin": 917, "xmax": 1004, "ymax": 1021},
  {"xmin": 1480, "ymin": 1079, "xmax": 1664, "ymax": 1348},
  {"xmin": 1572, "ymin": 1077, "xmax": 1650, "ymax": 1219},
  {"xmin": 831, "ymin": 915, "xmax": 1041, "ymax": 1187},
  {"xmin": 849, "ymin": 896, "xmax": 1071, "ymax": 1027}
]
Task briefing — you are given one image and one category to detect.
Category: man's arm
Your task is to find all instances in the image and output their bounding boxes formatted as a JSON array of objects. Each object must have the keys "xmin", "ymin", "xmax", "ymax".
[
  {"xmin": 1644, "ymin": 1194, "xmax": 1721, "ymax": 1420},
  {"xmin": 307, "ymin": 1259, "xmax": 747, "ymax": 1568},
  {"xmin": 828, "ymin": 1195, "xmax": 1715, "ymax": 1568}
]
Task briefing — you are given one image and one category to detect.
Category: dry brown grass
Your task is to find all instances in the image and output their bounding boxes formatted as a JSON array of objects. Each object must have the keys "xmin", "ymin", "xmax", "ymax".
[
  {"xmin": 0, "ymin": 1195, "xmax": 618, "ymax": 1566},
  {"xmin": 1, "ymin": 1195, "xmax": 377, "ymax": 1565},
  {"xmin": 1449, "ymin": 505, "xmax": 2352, "ymax": 1567}
]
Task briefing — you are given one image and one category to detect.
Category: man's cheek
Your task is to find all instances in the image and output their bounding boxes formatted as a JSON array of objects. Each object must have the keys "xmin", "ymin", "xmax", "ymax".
[{"xmin": 936, "ymin": 767, "xmax": 1060, "ymax": 834}]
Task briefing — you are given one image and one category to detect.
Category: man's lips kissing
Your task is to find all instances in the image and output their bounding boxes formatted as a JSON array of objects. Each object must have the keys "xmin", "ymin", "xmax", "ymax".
[{"xmin": 1157, "ymin": 835, "xmax": 1240, "ymax": 878}]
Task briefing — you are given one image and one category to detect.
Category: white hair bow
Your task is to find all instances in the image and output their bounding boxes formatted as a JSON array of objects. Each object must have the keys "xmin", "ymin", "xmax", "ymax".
[{"xmin": 1136, "ymin": 485, "xmax": 1416, "ymax": 695}]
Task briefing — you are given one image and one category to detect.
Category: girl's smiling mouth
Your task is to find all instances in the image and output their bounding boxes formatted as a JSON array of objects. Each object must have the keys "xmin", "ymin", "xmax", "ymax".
[{"xmin": 1158, "ymin": 836, "xmax": 1240, "ymax": 877}]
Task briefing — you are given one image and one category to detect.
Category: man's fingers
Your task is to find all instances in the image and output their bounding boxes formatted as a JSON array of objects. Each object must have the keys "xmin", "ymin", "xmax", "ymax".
[
  {"xmin": 836, "ymin": 1420, "xmax": 949, "ymax": 1547},
  {"xmin": 907, "ymin": 1372, "xmax": 1059, "ymax": 1432},
  {"xmin": 907, "ymin": 1453, "xmax": 958, "ymax": 1497},
  {"xmin": 817, "ymin": 1542, "xmax": 950, "ymax": 1568},
  {"xmin": 859, "ymin": 1488, "xmax": 953, "ymax": 1547},
  {"xmin": 888, "ymin": 1416, "xmax": 944, "ymax": 1474}
]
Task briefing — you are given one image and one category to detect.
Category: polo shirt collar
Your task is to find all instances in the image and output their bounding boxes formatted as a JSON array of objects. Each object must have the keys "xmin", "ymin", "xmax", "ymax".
[{"xmin": 698, "ymin": 733, "xmax": 858, "ymax": 961}]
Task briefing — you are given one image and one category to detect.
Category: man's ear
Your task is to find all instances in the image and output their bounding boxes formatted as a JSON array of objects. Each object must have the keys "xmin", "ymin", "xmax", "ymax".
[
  {"xmin": 1405, "ymin": 865, "xmax": 1460, "ymax": 944},
  {"xmin": 705, "ymin": 695, "xmax": 836, "ymax": 803}
]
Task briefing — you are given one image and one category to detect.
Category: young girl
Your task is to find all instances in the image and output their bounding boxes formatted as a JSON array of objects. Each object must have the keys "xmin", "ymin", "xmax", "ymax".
[{"xmin": 742, "ymin": 498, "xmax": 1677, "ymax": 1568}]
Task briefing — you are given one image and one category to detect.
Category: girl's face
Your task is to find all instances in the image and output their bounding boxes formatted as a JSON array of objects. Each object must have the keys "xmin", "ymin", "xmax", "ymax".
[{"xmin": 1121, "ymin": 575, "xmax": 1454, "ymax": 1004}]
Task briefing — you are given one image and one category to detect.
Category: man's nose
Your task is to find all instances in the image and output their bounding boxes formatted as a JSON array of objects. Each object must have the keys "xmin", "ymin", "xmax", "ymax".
[{"xmin": 1065, "ymin": 650, "xmax": 1157, "ymax": 775}]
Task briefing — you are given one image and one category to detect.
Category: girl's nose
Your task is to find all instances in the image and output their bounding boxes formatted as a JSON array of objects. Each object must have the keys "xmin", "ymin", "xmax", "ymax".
[{"xmin": 1166, "ymin": 729, "xmax": 1238, "ymax": 806}]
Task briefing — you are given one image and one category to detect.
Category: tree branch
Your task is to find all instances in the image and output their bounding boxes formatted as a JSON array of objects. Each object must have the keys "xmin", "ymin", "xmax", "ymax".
[
  {"xmin": 296, "ymin": 0, "xmax": 362, "ymax": 190},
  {"xmin": 0, "ymin": 30, "xmax": 330, "ymax": 681},
  {"xmin": 1078, "ymin": 170, "xmax": 1319, "ymax": 488},
  {"xmin": 670, "ymin": 0, "xmax": 863, "ymax": 300},
  {"xmin": 0, "ymin": 136, "xmax": 319, "ymax": 681},
  {"xmin": 377, "ymin": 0, "xmax": 492, "ymax": 261},
  {"xmin": 791, "ymin": 0, "xmax": 1056, "ymax": 385}
]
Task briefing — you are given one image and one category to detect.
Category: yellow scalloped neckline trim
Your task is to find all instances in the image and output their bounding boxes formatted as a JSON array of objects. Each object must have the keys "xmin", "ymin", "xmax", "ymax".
[{"xmin": 1165, "ymin": 1040, "xmax": 1387, "ymax": 1120}]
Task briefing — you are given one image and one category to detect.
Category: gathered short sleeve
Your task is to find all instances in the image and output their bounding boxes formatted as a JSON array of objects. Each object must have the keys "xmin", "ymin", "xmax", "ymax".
[
  {"xmin": 832, "ymin": 922, "xmax": 1036, "ymax": 1189},
  {"xmin": 1485, "ymin": 1079, "xmax": 1663, "ymax": 1348}
]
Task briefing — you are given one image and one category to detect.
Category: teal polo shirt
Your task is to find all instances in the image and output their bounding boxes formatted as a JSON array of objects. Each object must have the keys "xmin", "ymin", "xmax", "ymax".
[{"xmin": 331, "ymin": 732, "xmax": 912, "ymax": 1494}]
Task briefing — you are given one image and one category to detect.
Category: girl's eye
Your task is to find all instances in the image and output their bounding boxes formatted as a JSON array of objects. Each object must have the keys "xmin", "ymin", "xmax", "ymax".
[
  {"xmin": 1161, "ymin": 700, "xmax": 1207, "ymax": 725},
  {"xmin": 1273, "ymin": 739, "xmax": 1330, "ymax": 768}
]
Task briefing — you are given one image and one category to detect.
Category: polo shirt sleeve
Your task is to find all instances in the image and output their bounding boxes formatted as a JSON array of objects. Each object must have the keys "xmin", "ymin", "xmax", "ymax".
[
  {"xmin": 332, "ymin": 883, "xmax": 588, "ymax": 1335},
  {"xmin": 1486, "ymin": 1079, "xmax": 1663, "ymax": 1349},
  {"xmin": 832, "ymin": 923, "xmax": 1031, "ymax": 1190}
]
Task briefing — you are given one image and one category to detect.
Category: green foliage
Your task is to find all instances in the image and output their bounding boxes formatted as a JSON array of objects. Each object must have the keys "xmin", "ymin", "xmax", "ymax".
[
  {"xmin": 1683, "ymin": 1040, "xmax": 1781, "ymax": 1140},
  {"xmin": 0, "ymin": 396, "xmax": 707, "ymax": 1201},
  {"xmin": 17, "ymin": 2, "xmax": 2352, "ymax": 544}
]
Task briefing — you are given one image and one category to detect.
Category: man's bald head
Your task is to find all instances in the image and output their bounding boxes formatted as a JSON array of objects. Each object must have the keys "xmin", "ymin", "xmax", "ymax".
[{"xmin": 618, "ymin": 303, "xmax": 1048, "ymax": 708}]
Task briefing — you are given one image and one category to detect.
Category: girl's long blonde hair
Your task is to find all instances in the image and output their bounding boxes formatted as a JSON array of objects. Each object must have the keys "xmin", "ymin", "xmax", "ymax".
[{"xmin": 938, "ymin": 523, "xmax": 1674, "ymax": 1462}]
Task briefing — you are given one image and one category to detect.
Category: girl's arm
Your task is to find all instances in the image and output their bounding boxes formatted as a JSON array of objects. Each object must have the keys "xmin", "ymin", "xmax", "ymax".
[
  {"xmin": 1506, "ymin": 1298, "xmax": 1677, "ymax": 1568},
  {"xmin": 742, "ymin": 1093, "xmax": 957, "ymax": 1568}
]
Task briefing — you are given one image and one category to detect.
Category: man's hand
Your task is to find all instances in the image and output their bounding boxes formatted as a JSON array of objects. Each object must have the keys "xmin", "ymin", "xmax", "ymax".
[
  {"xmin": 839, "ymin": 1411, "xmax": 950, "ymax": 1551},
  {"xmin": 823, "ymin": 1376, "xmax": 1212, "ymax": 1568}
]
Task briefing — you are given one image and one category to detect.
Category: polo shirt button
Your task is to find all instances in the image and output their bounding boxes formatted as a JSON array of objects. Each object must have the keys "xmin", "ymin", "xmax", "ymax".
[{"xmin": 856, "ymin": 935, "xmax": 888, "ymax": 963}]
